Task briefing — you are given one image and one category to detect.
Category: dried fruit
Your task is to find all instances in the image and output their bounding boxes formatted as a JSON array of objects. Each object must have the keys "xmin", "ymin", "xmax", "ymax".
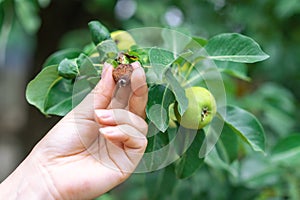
[{"xmin": 112, "ymin": 63, "xmax": 133, "ymax": 86}]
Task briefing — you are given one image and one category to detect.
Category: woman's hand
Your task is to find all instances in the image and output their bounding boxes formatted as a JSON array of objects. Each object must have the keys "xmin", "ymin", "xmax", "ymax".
[{"xmin": 0, "ymin": 62, "xmax": 148, "ymax": 200}]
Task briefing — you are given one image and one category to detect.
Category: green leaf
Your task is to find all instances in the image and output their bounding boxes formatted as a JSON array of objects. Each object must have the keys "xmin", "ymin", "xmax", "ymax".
[
  {"xmin": 192, "ymin": 36, "xmax": 208, "ymax": 46},
  {"xmin": 43, "ymin": 49, "xmax": 82, "ymax": 68},
  {"xmin": 164, "ymin": 68, "xmax": 188, "ymax": 116},
  {"xmin": 222, "ymin": 105, "xmax": 266, "ymax": 153},
  {"xmin": 77, "ymin": 54, "xmax": 99, "ymax": 77},
  {"xmin": 149, "ymin": 47, "xmax": 176, "ymax": 79},
  {"xmin": 175, "ymin": 129, "xmax": 205, "ymax": 179},
  {"xmin": 242, "ymin": 83, "xmax": 296, "ymax": 137},
  {"xmin": 45, "ymin": 56, "xmax": 99, "ymax": 116},
  {"xmin": 275, "ymin": 0, "xmax": 300, "ymax": 18},
  {"xmin": 145, "ymin": 164, "xmax": 177, "ymax": 199},
  {"xmin": 44, "ymin": 78, "xmax": 91, "ymax": 116},
  {"xmin": 15, "ymin": 0, "xmax": 41, "ymax": 34},
  {"xmin": 88, "ymin": 20, "xmax": 111, "ymax": 45},
  {"xmin": 44, "ymin": 55, "xmax": 97, "ymax": 116},
  {"xmin": 216, "ymin": 61, "xmax": 251, "ymax": 81},
  {"xmin": 146, "ymin": 85, "xmax": 175, "ymax": 132},
  {"xmin": 145, "ymin": 130, "xmax": 170, "ymax": 153},
  {"xmin": 58, "ymin": 58, "xmax": 79, "ymax": 79},
  {"xmin": 161, "ymin": 28, "xmax": 191, "ymax": 55},
  {"xmin": 26, "ymin": 65, "xmax": 62, "ymax": 115},
  {"xmin": 44, "ymin": 79, "xmax": 74, "ymax": 116},
  {"xmin": 204, "ymin": 146, "xmax": 238, "ymax": 178},
  {"xmin": 205, "ymin": 33, "xmax": 269, "ymax": 63},
  {"xmin": 149, "ymin": 47, "xmax": 176, "ymax": 66},
  {"xmin": 26, "ymin": 63, "xmax": 94, "ymax": 116},
  {"xmin": 218, "ymin": 123, "xmax": 239, "ymax": 163},
  {"xmin": 143, "ymin": 127, "xmax": 177, "ymax": 171},
  {"xmin": 271, "ymin": 134, "xmax": 300, "ymax": 166},
  {"xmin": 239, "ymin": 154, "xmax": 280, "ymax": 188},
  {"xmin": 96, "ymin": 39, "xmax": 118, "ymax": 62},
  {"xmin": 38, "ymin": 0, "xmax": 51, "ymax": 8}
]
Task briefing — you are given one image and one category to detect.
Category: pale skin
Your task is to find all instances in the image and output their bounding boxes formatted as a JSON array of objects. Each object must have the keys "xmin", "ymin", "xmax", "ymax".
[{"xmin": 0, "ymin": 62, "xmax": 148, "ymax": 200}]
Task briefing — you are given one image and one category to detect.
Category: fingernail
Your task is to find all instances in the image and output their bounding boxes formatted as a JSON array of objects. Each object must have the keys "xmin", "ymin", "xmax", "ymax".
[
  {"xmin": 99, "ymin": 127, "xmax": 113, "ymax": 135},
  {"xmin": 131, "ymin": 61, "xmax": 141, "ymax": 69},
  {"xmin": 95, "ymin": 109, "xmax": 112, "ymax": 119}
]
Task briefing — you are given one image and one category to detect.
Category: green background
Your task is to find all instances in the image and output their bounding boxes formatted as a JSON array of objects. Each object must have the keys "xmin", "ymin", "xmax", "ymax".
[{"xmin": 0, "ymin": 0, "xmax": 300, "ymax": 199}]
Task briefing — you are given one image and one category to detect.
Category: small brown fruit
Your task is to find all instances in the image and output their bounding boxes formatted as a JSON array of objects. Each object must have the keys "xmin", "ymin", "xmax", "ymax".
[{"xmin": 112, "ymin": 63, "xmax": 133, "ymax": 86}]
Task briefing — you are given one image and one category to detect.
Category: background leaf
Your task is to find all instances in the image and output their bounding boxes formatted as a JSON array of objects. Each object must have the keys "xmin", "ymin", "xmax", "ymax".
[
  {"xmin": 271, "ymin": 134, "xmax": 300, "ymax": 166},
  {"xmin": 239, "ymin": 154, "xmax": 280, "ymax": 188},
  {"xmin": 222, "ymin": 105, "xmax": 266, "ymax": 153},
  {"xmin": 15, "ymin": 0, "xmax": 41, "ymax": 34},
  {"xmin": 205, "ymin": 33, "xmax": 269, "ymax": 63}
]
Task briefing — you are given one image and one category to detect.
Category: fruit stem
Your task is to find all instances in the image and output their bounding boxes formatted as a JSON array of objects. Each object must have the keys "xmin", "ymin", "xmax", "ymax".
[{"xmin": 184, "ymin": 63, "xmax": 194, "ymax": 80}]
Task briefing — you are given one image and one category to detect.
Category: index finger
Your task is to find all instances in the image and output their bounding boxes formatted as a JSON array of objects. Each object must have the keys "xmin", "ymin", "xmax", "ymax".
[{"xmin": 129, "ymin": 62, "xmax": 148, "ymax": 118}]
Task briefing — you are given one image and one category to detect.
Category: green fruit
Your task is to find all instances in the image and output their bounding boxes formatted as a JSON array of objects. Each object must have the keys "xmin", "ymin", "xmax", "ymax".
[
  {"xmin": 175, "ymin": 87, "xmax": 217, "ymax": 130},
  {"xmin": 111, "ymin": 30, "xmax": 136, "ymax": 50}
]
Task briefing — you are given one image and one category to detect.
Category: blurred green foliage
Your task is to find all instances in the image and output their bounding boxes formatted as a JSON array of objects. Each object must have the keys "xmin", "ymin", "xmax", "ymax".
[{"xmin": 1, "ymin": 0, "xmax": 300, "ymax": 199}]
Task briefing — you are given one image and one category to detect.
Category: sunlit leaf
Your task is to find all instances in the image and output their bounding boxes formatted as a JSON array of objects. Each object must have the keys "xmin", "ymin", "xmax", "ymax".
[{"xmin": 205, "ymin": 33, "xmax": 269, "ymax": 63}]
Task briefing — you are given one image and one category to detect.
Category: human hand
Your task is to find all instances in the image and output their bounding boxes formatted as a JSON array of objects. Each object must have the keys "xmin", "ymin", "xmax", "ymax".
[{"xmin": 0, "ymin": 62, "xmax": 148, "ymax": 199}]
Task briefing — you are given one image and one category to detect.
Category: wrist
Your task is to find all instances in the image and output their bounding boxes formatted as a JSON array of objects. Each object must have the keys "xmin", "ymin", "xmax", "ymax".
[{"xmin": 0, "ymin": 154, "xmax": 57, "ymax": 200}]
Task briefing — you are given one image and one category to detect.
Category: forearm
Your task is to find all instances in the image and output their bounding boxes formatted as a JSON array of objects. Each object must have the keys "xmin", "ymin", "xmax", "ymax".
[{"xmin": 0, "ymin": 155, "xmax": 57, "ymax": 200}]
